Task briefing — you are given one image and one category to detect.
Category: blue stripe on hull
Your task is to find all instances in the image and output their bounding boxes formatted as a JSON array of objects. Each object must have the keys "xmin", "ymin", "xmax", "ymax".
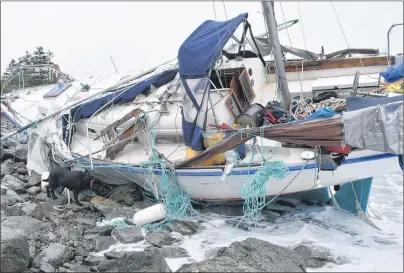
[{"xmin": 74, "ymin": 152, "xmax": 396, "ymax": 177}]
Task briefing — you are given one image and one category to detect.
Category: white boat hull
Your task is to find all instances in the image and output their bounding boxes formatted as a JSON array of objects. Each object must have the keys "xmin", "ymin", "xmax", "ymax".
[{"xmin": 75, "ymin": 150, "xmax": 398, "ymax": 201}]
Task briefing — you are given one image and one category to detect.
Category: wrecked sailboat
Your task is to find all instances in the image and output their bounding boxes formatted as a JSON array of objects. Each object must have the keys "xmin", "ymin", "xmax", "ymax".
[{"xmin": 1, "ymin": 3, "xmax": 403, "ymax": 222}]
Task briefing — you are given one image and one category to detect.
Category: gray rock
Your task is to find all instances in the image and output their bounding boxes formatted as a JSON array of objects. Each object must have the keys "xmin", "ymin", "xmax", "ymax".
[
  {"xmin": 2, "ymin": 216, "xmax": 43, "ymax": 239},
  {"xmin": 1, "ymin": 139, "xmax": 19, "ymax": 149},
  {"xmin": 92, "ymin": 236, "xmax": 116, "ymax": 252},
  {"xmin": 293, "ymin": 243, "xmax": 339, "ymax": 268},
  {"xmin": 108, "ymin": 184, "xmax": 142, "ymax": 206},
  {"xmin": 17, "ymin": 167, "xmax": 28, "ymax": 175},
  {"xmin": 219, "ymin": 238, "xmax": 306, "ymax": 272},
  {"xmin": 31, "ymin": 202, "xmax": 57, "ymax": 220},
  {"xmin": 0, "ymin": 226, "xmax": 30, "ymax": 273},
  {"xmin": 55, "ymin": 225, "xmax": 84, "ymax": 243},
  {"xmin": 1, "ymin": 159, "xmax": 14, "ymax": 178},
  {"xmin": 70, "ymin": 264, "xmax": 91, "ymax": 272},
  {"xmin": 95, "ymin": 249, "xmax": 171, "ymax": 272},
  {"xmin": 145, "ymin": 230, "xmax": 181, "ymax": 247},
  {"xmin": 1, "ymin": 187, "xmax": 24, "ymax": 209},
  {"xmin": 26, "ymin": 171, "xmax": 42, "ymax": 187},
  {"xmin": 73, "ymin": 255, "xmax": 84, "ymax": 264},
  {"xmin": 35, "ymin": 243, "xmax": 71, "ymax": 267},
  {"xmin": 21, "ymin": 202, "xmax": 38, "ymax": 216},
  {"xmin": 225, "ymin": 219, "xmax": 250, "ymax": 231},
  {"xmin": 83, "ymin": 255, "xmax": 105, "ymax": 266},
  {"xmin": 39, "ymin": 262, "xmax": 55, "ymax": 273},
  {"xmin": 14, "ymin": 146, "xmax": 28, "ymax": 162},
  {"xmin": 92, "ymin": 201, "xmax": 137, "ymax": 220},
  {"xmin": 111, "ymin": 227, "xmax": 143, "ymax": 244},
  {"xmin": 104, "ymin": 251, "xmax": 126, "ymax": 259},
  {"xmin": 2, "ymin": 174, "xmax": 26, "ymax": 193},
  {"xmin": 0, "ymin": 146, "xmax": 4, "ymax": 161},
  {"xmin": 177, "ymin": 256, "xmax": 260, "ymax": 272},
  {"xmin": 58, "ymin": 267, "xmax": 67, "ymax": 273},
  {"xmin": 203, "ymin": 247, "xmax": 227, "ymax": 260},
  {"xmin": 27, "ymin": 186, "xmax": 42, "ymax": 195},
  {"xmin": 85, "ymin": 225, "xmax": 115, "ymax": 237},
  {"xmin": 75, "ymin": 248, "xmax": 89, "ymax": 258},
  {"xmin": 167, "ymin": 219, "xmax": 198, "ymax": 236},
  {"xmin": 5, "ymin": 204, "xmax": 25, "ymax": 216},
  {"xmin": 146, "ymin": 246, "xmax": 189, "ymax": 258}
]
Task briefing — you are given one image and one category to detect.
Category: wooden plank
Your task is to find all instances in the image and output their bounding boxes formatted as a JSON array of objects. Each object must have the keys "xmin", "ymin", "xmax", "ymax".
[
  {"xmin": 100, "ymin": 108, "xmax": 144, "ymax": 142},
  {"xmin": 267, "ymin": 56, "xmax": 395, "ymax": 73},
  {"xmin": 105, "ymin": 122, "xmax": 145, "ymax": 160}
]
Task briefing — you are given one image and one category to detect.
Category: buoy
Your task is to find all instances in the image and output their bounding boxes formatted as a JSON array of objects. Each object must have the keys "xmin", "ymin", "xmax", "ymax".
[{"xmin": 133, "ymin": 203, "xmax": 166, "ymax": 227}]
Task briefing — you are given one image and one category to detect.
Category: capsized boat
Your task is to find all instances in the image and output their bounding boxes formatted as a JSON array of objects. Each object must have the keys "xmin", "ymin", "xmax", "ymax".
[{"xmin": 2, "ymin": 3, "xmax": 403, "ymax": 221}]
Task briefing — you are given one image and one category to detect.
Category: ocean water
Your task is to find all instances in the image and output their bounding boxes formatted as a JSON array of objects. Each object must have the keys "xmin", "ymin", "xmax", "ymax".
[{"xmin": 95, "ymin": 167, "xmax": 403, "ymax": 272}]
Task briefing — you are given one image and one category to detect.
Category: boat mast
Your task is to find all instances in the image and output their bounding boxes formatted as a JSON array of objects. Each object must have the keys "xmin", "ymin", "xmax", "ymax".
[{"xmin": 261, "ymin": 1, "xmax": 291, "ymax": 110}]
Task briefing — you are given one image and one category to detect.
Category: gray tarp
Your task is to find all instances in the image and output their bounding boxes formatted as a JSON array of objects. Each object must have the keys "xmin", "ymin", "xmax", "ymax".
[{"xmin": 343, "ymin": 101, "xmax": 403, "ymax": 155}]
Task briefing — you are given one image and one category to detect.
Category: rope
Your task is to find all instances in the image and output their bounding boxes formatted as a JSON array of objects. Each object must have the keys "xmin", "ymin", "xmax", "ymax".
[
  {"xmin": 240, "ymin": 161, "xmax": 289, "ymax": 225},
  {"xmin": 290, "ymin": 96, "xmax": 346, "ymax": 119}
]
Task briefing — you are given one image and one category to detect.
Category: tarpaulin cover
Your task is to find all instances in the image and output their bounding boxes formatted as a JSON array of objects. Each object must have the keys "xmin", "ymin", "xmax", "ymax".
[
  {"xmin": 380, "ymin": 64, "xmax": 403, "ymax": 83},
  {"xmin": 178, "ymin": 13, "xmax": 248, "ymax": 77},
  {"xmin": 343, "ymin": 101, "xmax": 403, "ymax": 155},
  {"xmin": 70, "ymin": 69, "xmax": 178, "ymax": 122}
]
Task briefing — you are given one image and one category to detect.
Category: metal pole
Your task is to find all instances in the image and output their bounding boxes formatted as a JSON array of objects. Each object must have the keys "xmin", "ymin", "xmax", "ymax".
[
  {"xmin": 110, "ymin": 56, "xmax": 119, "ymax": 73},
  {"xmin": 387, "ymin": 23, "xmax": 403, "ymax": 66},
  {"xmin": 261, "ymin": 1, "xmax": 291, "ymax": 110}
]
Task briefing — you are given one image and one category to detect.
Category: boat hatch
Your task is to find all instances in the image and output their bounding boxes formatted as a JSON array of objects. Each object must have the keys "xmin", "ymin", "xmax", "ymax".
[{"xmin": 43, "ymin": 83, "xmax": 72, "ymax": 98}]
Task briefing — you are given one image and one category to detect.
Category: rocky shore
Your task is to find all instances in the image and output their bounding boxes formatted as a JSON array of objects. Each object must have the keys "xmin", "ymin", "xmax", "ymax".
[{"xmin": 1, "ymin": 138, "xmax": 349, "ymax": 272}]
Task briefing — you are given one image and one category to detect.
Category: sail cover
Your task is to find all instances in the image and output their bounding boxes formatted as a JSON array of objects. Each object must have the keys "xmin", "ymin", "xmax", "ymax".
[
  {"xmin": 178, "ymin": 13, "xmax": 248, "ymax": 77},
  {"xmin": 178, "ymin": 13, "xmax": 248, "ymax": 151}
]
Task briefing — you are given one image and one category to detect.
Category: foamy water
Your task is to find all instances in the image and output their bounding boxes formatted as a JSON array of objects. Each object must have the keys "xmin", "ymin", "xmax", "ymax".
[{"xmin": 96, "ymin": 167, "xmax": 403, "ymax": 272}]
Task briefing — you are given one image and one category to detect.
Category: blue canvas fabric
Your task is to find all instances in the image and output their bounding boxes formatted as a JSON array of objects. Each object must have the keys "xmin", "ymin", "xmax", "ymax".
[
  {"xmin": 70, "ymin": 69, "xmax": 178, "ymax": 122},
  {"xmin": 178, "ymin": 13, "xmax": 248, "ymax": 77},
  {"xmin": 178, "ymin": 13, "xmax": 247, "ymax": 151},
  {"xmin": 345, "ymin": 95, "xmax": 403, "ymax": 112}
]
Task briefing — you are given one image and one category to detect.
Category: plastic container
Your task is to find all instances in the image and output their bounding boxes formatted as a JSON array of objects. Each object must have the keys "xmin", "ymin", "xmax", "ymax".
[{"xmin": 133, "ymin": 203, "xmax": 166, "ymax": 227}]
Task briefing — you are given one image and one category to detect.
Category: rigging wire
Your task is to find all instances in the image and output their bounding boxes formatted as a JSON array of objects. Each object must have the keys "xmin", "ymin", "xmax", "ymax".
[{"xmin": 330, "ymin": 1, "xmax": 381, "ymax": 80}]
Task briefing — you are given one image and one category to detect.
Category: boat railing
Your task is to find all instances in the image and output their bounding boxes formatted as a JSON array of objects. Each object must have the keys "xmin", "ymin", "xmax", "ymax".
[{"xmin": 387, "ymin": 23, "xmax": 403, "ymax": 65}]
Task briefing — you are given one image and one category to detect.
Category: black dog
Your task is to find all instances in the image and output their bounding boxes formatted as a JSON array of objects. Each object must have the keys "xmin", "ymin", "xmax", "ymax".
[{"xmin": 42, "ymin": 167, "xmax": 101, "ymax": 206}]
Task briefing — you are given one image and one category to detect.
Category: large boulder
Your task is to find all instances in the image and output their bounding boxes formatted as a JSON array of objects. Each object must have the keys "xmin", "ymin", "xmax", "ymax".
[
  {"xmin": 92, "ymin": 236, "xmax": 116, "ymax": 252},
  {"xmin": 108, "ymin": 184, "xmax": 143, "ymax": 206},
  {"xmin": 166, "ymin": 219, "xmax": 198, "ymax": 236},
  {"xmin": 220, "ymin": 238, "xmax": 306, "ymax": 272},
  {"xmin": 1, "ymin": 159, "xmax": 14, "ymax": 178},
  {"xmin": 145, "ymin": 230, "xmax": 182, "ymax": 247},
  {"xmin": 178, "ymin": 238, "xmax": 306, "ymax": 272},
  {"xmin": 177, "ymin": 257, "xmax": 260, "ymax": 272},
  {"xmin": 146, "ymin": 246, "xmax": 189, "ymax": 258},
  {"xmin": 0, "ymin": 226, "xmax": 30, "ymax": 272},
  {"xmin": 1, "ymin": 186, "xmax": 24, "ymax": 209},
  {"xmin": 111, "ymin": 227, "xmax": 144, "ymax": 244},
  {"xmin": 2, "ymin": 174, "xmax": 26, "ymax": 193},
  {"xmin": 95, "ymin": 248, "xmax": 171, "ymax": 272},
  {"xmin": 26, "ymin": 186, "xmax": 42, "ymax": 195},
  {"xmin": 34, "ymin": 243, "xmax": 71, "ymax": 267},
  {"xmin": 2, "ymin": 216, "xmax": 43, "ymax": 239},
  {"xmin": 26, "ymin": 171, "xmax": 42, "ymax": 187},
  {"xmin": 292, "ymin": 242, "xmax": 348, "ymax": 268},
  {"xmin": 14, "ymin": 146, "xmax": 28, "ymax": 163}
]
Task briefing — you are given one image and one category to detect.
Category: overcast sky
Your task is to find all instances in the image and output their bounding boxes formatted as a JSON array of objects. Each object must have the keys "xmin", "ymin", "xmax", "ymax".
[{"xmin": 1, "ymin": 1, "xmax": 403, "ymax": 79}]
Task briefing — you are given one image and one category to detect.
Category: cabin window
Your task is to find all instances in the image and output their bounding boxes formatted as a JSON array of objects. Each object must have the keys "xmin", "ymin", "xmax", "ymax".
[
  {"xmin": 87, "ymin": 128, "xmax": 96, "ymax": 134},
  {"xmin": 43, "ymin": 83, "xmax": 72, "ymax": 98},
  {"xmin": 210, "ymin": 67, "xmax": 245, "ymax": 89}
]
